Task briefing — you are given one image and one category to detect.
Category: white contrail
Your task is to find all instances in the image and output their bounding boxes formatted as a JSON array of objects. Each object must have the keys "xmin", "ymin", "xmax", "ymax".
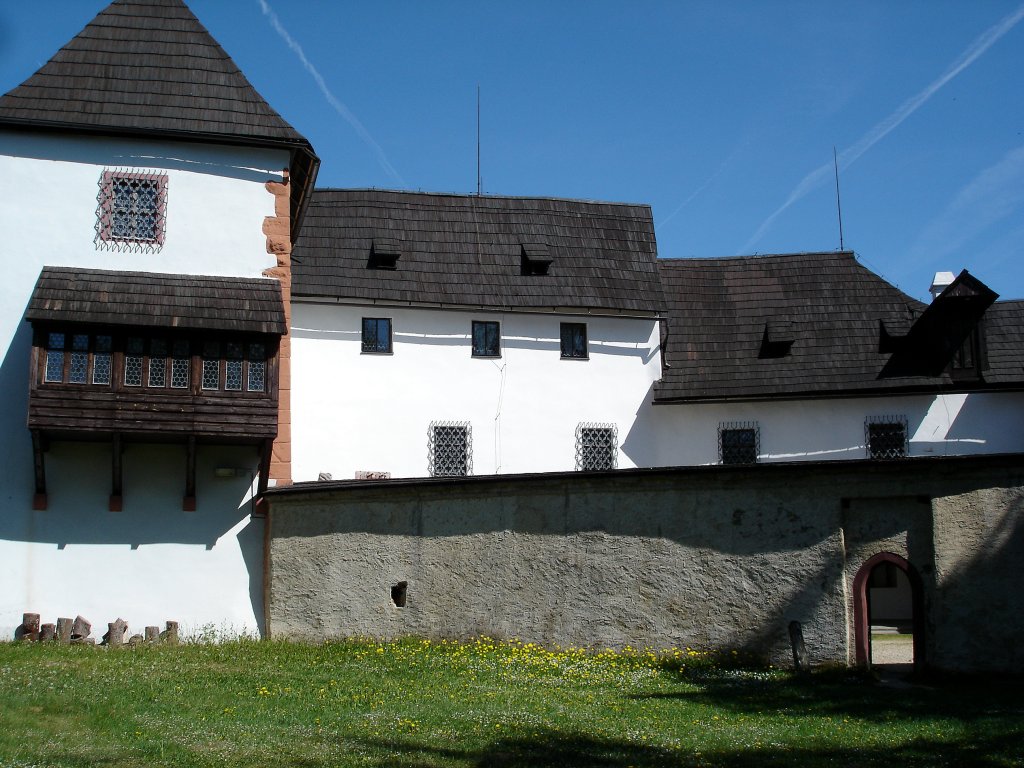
[
  {"xmin": 257, "ymin": 0, "xmax": 405, "ymax": 187},
  {"xmin": 742, "ymin": 4, "xmax": 1024, "ymax": 253},
  {"xmin": 658, "ymin": 142, "xmax": 746, "ymax": 230}
]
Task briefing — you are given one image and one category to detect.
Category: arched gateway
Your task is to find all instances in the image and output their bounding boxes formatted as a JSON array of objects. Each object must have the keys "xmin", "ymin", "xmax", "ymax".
[{"xmin": 852, "ymin": 552, "xmax": 925, "ymax": 672}]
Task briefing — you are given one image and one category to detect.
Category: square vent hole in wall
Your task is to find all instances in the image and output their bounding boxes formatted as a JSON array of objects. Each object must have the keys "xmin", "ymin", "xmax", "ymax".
[{"xmin": 391, "ymin": 581, "xmax": 408, "ymax": 608}]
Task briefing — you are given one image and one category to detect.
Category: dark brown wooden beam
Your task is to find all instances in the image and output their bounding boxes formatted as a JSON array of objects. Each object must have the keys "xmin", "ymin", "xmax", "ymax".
[
  {"xmin": 183, "ymin": 435, "xmax": 196, "ymax": 511},
  {"xmin": 253, "ymin": 438, "xmax": 274, "ymax": 518},
  {"xmin": 31, "ymin": 430, "xmax": 47, "ymax": 510},
  {"xmin": 109, "ymin": 433, "xmax": 123, "ymax": 512}
]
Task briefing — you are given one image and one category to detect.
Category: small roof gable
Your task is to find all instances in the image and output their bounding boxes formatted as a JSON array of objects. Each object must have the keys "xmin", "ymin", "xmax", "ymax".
[
  {"xmin": 26, "ymin": 267, "xmax": 286, "ymax": 335},
  {"xmin": 0, "ymin": 0, "xmax": 309, "ymax": 150},
  {"xmin": 291, "ymin": 189, "xmax": 664, "ymax": 315},
  {"xmin": 654, "ymin": 252, "xmax": 1024, "ymax": 402}
]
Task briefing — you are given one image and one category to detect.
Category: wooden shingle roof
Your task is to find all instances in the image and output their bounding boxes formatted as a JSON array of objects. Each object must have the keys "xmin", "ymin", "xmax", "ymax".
[
  {"xmin": 26, "ymin": 267, "xmax": 286, "ymax": 335},
  {"xmin": 654, "ymin": 252, "xmax": 1024, "ymax": 402},
  {"xmin": 291, "ymin": 189, "xmax": 664, "ymax": 315},
  {"xmin": 0, "ymin": 0, "xmax": 310, "ymax": 149}
]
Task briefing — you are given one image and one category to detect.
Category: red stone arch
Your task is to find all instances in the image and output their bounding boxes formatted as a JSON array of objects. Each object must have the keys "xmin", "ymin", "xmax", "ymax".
[{"xmin": 852, "ymin": 551, "xmax": 925, "ymax": 672}]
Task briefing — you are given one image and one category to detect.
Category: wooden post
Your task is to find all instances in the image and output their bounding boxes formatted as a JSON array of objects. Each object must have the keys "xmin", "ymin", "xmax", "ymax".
[
  {"xmin": 102, "ymin": 618, "xmax": 128, "ymax": 647},
  {"xmin": 56, "ymin": 617, "xmax": 73, "ymax": 643},
  {"xmin": 161, "ymin": 620, "xmax": 179, "ymax": 645},
  {"xmin": 31, "ymin": 430, "xmax": 48, "ymax": 510},
  {"xmin": 71, "ymin": 615, "xmax": 92, "ymax": 641},
  {"xmin": 145, "ymin": 626, "xmax": 160, "ymax": 643},
  {"xmin": 789, "ymin": 620, "xmax": 810, "ymax": 674},
  {"xmin": 109, "ymin": 433, "xmax": 123, "ymax": 511},
  {"xmin": 15, "ymin": 613, "xmax": 40, "ymax": 641}
]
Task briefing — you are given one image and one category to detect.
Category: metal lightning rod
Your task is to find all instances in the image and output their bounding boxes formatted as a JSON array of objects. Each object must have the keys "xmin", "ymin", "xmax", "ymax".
[
  {"xmin": 833, "ymin": 146, "xmax": 844, "ymax": 251},
  {"xmin": 476, "ymin": 84, "xmax": 482, "ymax": 196}
]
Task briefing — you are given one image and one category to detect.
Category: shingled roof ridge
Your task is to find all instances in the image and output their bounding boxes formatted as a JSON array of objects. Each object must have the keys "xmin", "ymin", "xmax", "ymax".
[
  {"xmin": 38, "ymin": 265, "xmax": 282, "ymax": 287},
  {"xmin": 0, "ymin": 0, "xmax": 310, "ymax": 148},
  {"xmin": 310, "ymin": 187, "xmax": 653, "ymax": 210}
]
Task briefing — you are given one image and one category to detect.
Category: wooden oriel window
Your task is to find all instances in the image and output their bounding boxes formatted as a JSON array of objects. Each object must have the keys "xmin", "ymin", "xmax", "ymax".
[{"xmin": 37, "ymin": 328, "xmax": 271, "ymax": 396}]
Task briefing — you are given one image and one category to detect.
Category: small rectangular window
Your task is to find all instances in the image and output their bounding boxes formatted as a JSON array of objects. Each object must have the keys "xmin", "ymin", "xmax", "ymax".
[
  {"xmin": 247, "ymin": 343, "xmax": 266, "ymax": 392},
  {"xmin": 575, "ymin": 423, "xmax": 617, "ymax": 471},
  {"xmin": 225, "ymin": 342, "xmax": 243, "ymax": 391},
  {"xmin": 472, "ymin": 321, "xmax": 500, "ymax": 357},
  {"xmin": 202, "ymin": 341, "xmax": 221, "ymax": 390},
  {"xmin": 93, "ymin": 335, "xmax": 112, "ymax": 385},
  {"xmin": 719, "ymin": 422, "xmax": 759, "ymax": 465},
  {"xmin": 44, "ymin": 332, "xmax": 65, "ymax": 383},
  {"xmin": 866, "ymin": 416, "xmax": 907, "ymax": 459},
  {"xmin": 171, "ymin": 340, "xmax": 190, "ymax": 389},
  {"xmin": 428, "ymin": 422, "xmax": 471, "ymax": 477},
  {"xmin": 560, "ymin": 323, "xmax": 588, "ymax": 359},
  {"xmin": 124, "ymin": 337, "xmax": 144, "ymax": 387},
  {"xmin": 361, "ymin": 318, "xmax": 392, "ymax": 353},
  {"xmin": 68, "ymin": 334, "xmax": 89, "ymax": 384},
  {"xmin": 95, "ymin": 171, "xmax": 168, "ymax": 252},
  {"xmin": 148, "ymin": 339, "xmax": 167, "ymax": 387}
]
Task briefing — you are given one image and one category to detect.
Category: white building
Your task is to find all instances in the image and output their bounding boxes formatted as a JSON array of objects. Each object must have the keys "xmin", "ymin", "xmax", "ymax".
[
  {"xmin": 289, "ymin": 189, "xmax": 664, "ymax": 480},
  {"xmin": 0, "ymin": 0, "xmax": 317, "ymax": 638},
  {"xmin": 651, "ymin": 253, "xmax": 1024, "ymax": 465}
]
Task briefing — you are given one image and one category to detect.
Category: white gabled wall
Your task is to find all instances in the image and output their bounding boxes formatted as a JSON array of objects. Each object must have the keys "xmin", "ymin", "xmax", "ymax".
[
  {"xmin": 291, "ymin": 302, "xmax": 662, "ymax": 480},
  {"xmin": 644, "ymin": 392, "xmax": 1024, "ymax": 465},
  {"xmin": 0, "ymin": 131, "xmax": 289, "ymax": 637}
]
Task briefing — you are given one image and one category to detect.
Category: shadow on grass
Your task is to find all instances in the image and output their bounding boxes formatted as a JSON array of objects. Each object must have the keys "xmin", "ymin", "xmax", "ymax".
[
  {"xmin": 350, "ymin": 727, "xmax": 1024, "ymax": 768},
  {"xmin": 631, "ymin": 668, "xmax": 1024, "ymax": 727}
]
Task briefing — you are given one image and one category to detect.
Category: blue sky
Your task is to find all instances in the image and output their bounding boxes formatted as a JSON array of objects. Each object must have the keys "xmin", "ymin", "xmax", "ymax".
[{"xmin": 1, "ymin": 1, "xmax": 1022, "ymax": 302}]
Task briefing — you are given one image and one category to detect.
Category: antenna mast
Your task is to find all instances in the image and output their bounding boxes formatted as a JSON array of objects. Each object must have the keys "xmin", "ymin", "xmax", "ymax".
[
  {"xmin": 476, "ymin": 85, "xmax": 481, "ymax": 196},
  {"xmin": 833, "ymin": 146, "xmax": 844, "ymax": 251}
]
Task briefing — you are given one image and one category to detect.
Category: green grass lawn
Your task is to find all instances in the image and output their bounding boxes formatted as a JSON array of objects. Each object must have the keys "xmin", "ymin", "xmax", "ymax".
[{"xmin": 0, "ymin": 637, "xmax": 1020, "ymax": 767}]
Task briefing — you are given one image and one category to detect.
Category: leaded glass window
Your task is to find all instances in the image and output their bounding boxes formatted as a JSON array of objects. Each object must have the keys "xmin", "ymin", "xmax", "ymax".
[
  {"xmin": 68, "ymin": 334, "xmax": 89, "ymax": 384},
  {"xmin": 148, "ymin": 339, "xmax": 167, "ymax": 387},
  {"xmin": 866, "ymin": 416, "xmax": 908, "ymax": 459},
  {"xmin": 471, "ymin": 321, "xmax": 500, "ymax": 357},
  {"xmin": 124, "ymin": 337, "xmax": 144, "ymax": 387},
  {"xmin": 44, "ymin": 332, "xmax": 65, "ymax": 383},
  {"xmin": 575, "ymin": 423, "xmax": 617, "ymax": 471},
  {"xmin": 428, "ymin": 422, "xmax": 471, "ymax": 477},
  {"xmin": 93, "ymin": 335, "xmax": 112, "ymax": 385},
  {"xmin": 361, "ymin": 318, "xmax": 392, "ymax": 353},
  {"xmin": 225, "ymin": 343, "xmax": 243, "ymax": 391},
  {"xmin": 202, "ymin": 341, "xmax": 220, "ymax": 390},
  {"xmin": 560, "ymin": 323, "xmax": 588, "ymax": 359},
  {"xmin": 171, "ymin": 340, "xmax": 190, "ymax": 389},
  {"xmin": 247, "ymin": 343, "xmax": 266, "ymax": 392},
  {"xmin": 719, "ymin": 421, "xmax": 759, "ymax": 465}
]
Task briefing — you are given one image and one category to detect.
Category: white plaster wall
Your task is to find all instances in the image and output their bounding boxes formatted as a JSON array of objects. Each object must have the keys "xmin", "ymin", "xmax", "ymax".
[
  {"xmin": 0, "ymin": 131, "xmax": 287, "ymax": 638},
  {"xmin": 0, "ymin": 131, "xmax": 288, "ymax": 359},
  {"xmin": 291, "ymin": 303, "xmax": 662, "ymax": 480},
  {"xmin": 643, "ymin": 391, "xmax": 1024, "ymax": 466}
]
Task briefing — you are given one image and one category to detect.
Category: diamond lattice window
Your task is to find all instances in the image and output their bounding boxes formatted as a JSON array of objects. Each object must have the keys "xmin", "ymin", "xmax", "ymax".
[
  {"xmin": 95, "ymin": 171, "xmax": 168, "ymax": 252},
  {"xmin": 866, "ymin": 416, "xmax": 908, "ymax": 459},
  {"xmin": 719, "ymin": 421, "xmax": 759, "ymax": 465},
  {"xmin": 428, "ymin": 422, "xmax": 472, "ymax": 477},
  {"xmin": 575, "ymin": 423, "xmax": 618, "ymax": 471}
]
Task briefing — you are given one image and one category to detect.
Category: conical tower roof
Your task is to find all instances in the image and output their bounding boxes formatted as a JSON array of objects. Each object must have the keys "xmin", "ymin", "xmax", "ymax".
[{"xmin": 0, "ymin": 0, "xmax": 310, "ymax": 149}]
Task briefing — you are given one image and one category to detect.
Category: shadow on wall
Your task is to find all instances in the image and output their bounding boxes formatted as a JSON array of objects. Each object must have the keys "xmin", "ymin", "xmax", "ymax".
[
  {"xmin": 930, "ymin": 487, "xmax": 1024, "ymax": 672},
  {"xmin": 619, "ymin": 380, "xmax": 662, "ymax": 468},
  {"xmin": 944, "ymin": 393, "xmax": 1024, "ymax": 455}
]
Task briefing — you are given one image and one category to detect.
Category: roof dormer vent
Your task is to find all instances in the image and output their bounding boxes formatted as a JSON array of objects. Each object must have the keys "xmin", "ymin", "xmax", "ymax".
[
  {"xmin": 759, "ymin": 319, "xmax": 795, "ymax": 358},
  {"xmin": 521, "ymin": 242, "xmax": 553, "ymax": 276},
  {"xmin": 369, "ymin": 238, "xmax": 401, "ymax": 270},
  {"xmin": 929, "ymin": 271, "xmax": 955, "ymax": 301}
]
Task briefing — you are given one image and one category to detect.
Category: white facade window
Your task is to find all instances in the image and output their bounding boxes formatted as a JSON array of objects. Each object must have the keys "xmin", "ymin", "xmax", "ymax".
[
  {"xmin": 560, "ymin": 323, "xmax": 588, "ymax": 359},
  {"xmin": 471, "ymin": 321, "xmax": 500, "ymax": 357},
  {"xmin": 575, "ymin": 423, "xmax": 618, "ymax": 471},
  {"xmin": 95, "ymin": 170, "xmax": 168, "ymax": 252},
  {"xmin": 719, "ymin": 421, "xmax": 759, "ymax": 465},
  {"xmin": 428, "ymin": 422, "xmax": 471, "ymax": 477},
  {"xmin": 866, "ymin": 415, "xmax": 908, "ymax": 459}
]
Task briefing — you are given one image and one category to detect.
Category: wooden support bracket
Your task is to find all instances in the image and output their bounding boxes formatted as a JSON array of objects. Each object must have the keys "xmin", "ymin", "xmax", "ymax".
[
  {"xmin": 183, "ymin": 435, "xmax": 196, "ymax": 511},
  {"xmin": 31, "ymin": 430, "xmax": 47, "ymax": 510},
  {"xmin": 109, "ymin": 433, "xmax": 123, "ymax": 512},
  {"xmin": 252, "ymin": 438, "xmax": 274, "ymax": 518}
]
